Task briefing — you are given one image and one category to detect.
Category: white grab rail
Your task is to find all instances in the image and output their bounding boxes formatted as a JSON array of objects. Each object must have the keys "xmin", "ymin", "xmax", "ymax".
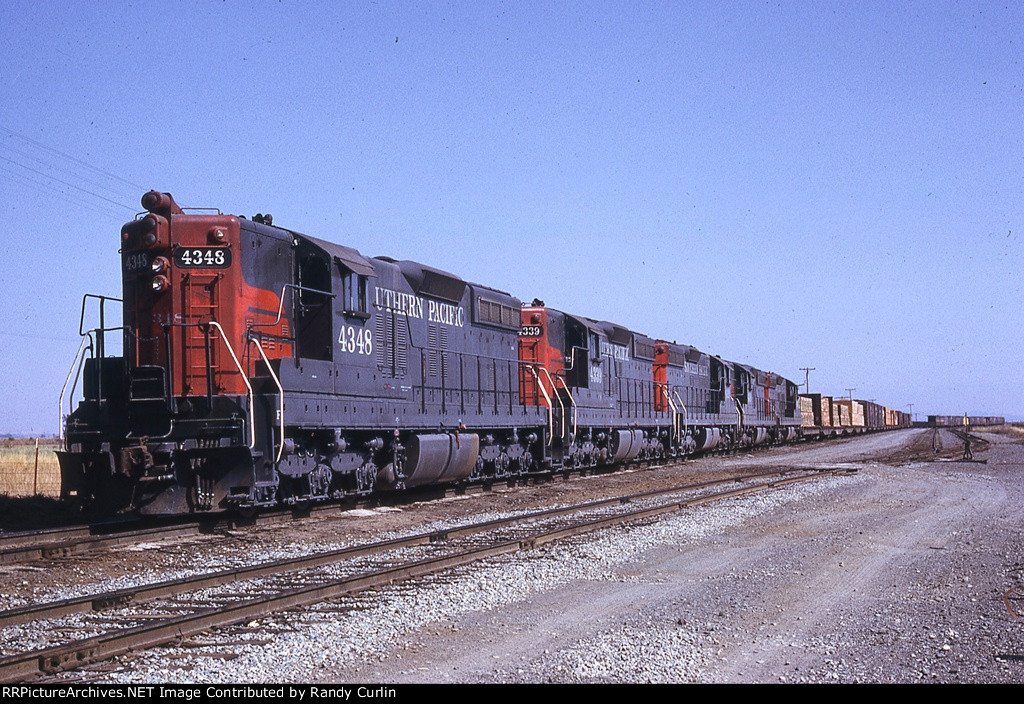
[
  {"xmin": 538, "ymin": 366, "xmax": 567, "ymax": 440},
  {"xmin": 251, "ymin": 335, "xmax": 286, "ymax": 463},
  {"xmin": 207, "ymin": 322, "xmax": 256, "ymax": 449},
  {"xmin": 672, "ymin": 390, "xmax": 688, "ymax": 433},
  {"xmin": 660, "ymin": 385, "xmax": 678, "ymax": 443},
  {"xmin": 553, "ymin": 375, "xmax": 578, "ymax": 439},
  {"xmin": 527, "ymin": 365, "xmax": 555, "ymax": 445}
]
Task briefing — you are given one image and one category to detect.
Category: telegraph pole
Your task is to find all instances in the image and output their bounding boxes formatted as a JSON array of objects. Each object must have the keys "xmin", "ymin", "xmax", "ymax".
[
  {"xmin": 845, "ymin": 387, "xmax": 856, "ymax": 402},
  {"xmin": 800, "ymin": 367, "xmax": 815, "ymax": 394},
  {"xmin": 907, "ymin": 403, "xmax": 914, "ymax": 424}
]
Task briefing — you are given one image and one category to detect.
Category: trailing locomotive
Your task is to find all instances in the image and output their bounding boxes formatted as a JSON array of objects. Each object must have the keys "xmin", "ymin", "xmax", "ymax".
[{"xmin": 59, "ymin": 191, "xmax": 858, "ymax": 514}]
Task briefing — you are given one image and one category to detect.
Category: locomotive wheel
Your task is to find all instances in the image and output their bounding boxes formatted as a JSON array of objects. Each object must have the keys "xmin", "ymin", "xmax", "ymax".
[
  {"xmin": 495, "ymin": 453, "xmax": 510, "ymax": 477},
  {"xmin": 471, "ymin": 456, "xmax": 486, "ymax": 480}
]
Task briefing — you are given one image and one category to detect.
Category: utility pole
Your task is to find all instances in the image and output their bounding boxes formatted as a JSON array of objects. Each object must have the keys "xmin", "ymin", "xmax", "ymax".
[
  {"xmin": 845, "ymin": 387, "xmax": 856, "ymax": 402},
  {"xmin": 907, "ymin": 403, "xmax": 914, "ymax": 423},
  {"xmin": 800, "ymin": 367, "xmax": 815, "ymax": 394}
]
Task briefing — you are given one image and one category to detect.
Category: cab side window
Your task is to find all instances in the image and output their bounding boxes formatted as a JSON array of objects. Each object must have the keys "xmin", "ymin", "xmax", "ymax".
[{"xmin": 340, "ymin": 266, "xmax": 369, "ymax": 317}]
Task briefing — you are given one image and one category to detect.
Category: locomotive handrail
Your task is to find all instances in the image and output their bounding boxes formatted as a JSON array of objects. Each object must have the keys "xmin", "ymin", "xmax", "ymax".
[
  {"xmin": 526, "ymin": 365, "xmax": 555, "ymax": 445},
  {"xmin": 672, "ymin": 389, "xmax": 689, "ymax": 433},
  {"xmin": 72, "ymin": 298, "xmax": 130, "ymax": 419},
  {"xmin": 77, "ymin": 294, "xmax": 123, "ymax": 335},
  {"xmin": 58, "ymin": 334, "xmax": 94, "ymax": 447},
  {"xmin": 537, "ymin": 366, "xmax": 567, "ymax": 440},
  {"xmin": 553, "ymin": 374, "xmax": 578, "ymax": 439},
  {"xmin": 77, "ymin": 294, "xmax": 122, "ymax": 360},
  {"xmin": 250, "ymin": 333, "xmax": 286, "ymax": 463},
  {"xmin": 249, "ymin": 283, "xmax": 336, "ymax": 331},
  {"xmin": 659, "ymin": 385, "xmax": 679, "ymax": 443},
  {"xmin": 206, "ymin": 322, "xmax": 256, "ymax": 449},
  {"xmin": 59, "ymin": 324, "xmax": 130, "ymax": 444},
  {"xmin": 564, "ymin": 346, "xmax": 584, "ymax": 372}
]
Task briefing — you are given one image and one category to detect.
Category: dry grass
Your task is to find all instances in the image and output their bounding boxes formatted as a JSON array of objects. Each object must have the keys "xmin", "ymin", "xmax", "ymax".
[
  {"xmin": 981, "ymin": 424, "xmax": 1024, "ymax": 444},
  {"xmin": 0, "ymin": 439, "xmax": 62, "ymax": 497}
]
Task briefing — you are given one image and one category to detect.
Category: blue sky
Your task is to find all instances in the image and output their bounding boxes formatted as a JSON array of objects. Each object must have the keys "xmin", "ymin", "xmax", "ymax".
[{"xmin": 0, "ymin": 1, "xmax": 1020, "ymax": 434}]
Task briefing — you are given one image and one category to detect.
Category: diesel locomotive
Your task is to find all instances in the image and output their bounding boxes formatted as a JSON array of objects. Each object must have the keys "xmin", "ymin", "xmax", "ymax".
[{"xmin": 59, "ymin": 191, "xmax": 824, "ymax": 514}]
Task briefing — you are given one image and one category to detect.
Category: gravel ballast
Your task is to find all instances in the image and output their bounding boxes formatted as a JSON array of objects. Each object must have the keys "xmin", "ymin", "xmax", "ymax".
[{"xmin": 11, "ymin": 428, "xmax": 1023, "ymax": 683}]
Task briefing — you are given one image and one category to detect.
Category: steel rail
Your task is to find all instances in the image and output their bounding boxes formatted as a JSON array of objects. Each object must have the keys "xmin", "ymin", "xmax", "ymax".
[
  {"xmin": 0, "ymin": 526, "xmax": 96, "ymax": 552},
  {"xmin": 0, "ymin": 523, "xmax": 212, "ymax": 565},
  {"xmin": 945, "ymin": 427, "xmax": 991, "ymax": 447},
  {"xmin": 0, "ymin": 467, "xmax": 818, "ymax": 628},
  {"xmin": 0, "ymin": 503, "xmax": 337, "ymax": 565},
  {"xmin": 0, "ymin": 468, "xmax": 841, "ymax": 682},
  {"xmin": 0, "ymin": 423, "xmax": 850, "ymax": 565}
]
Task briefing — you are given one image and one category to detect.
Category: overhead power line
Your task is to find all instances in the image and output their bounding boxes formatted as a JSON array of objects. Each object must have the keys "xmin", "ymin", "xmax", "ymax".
[
  {"xmin": 0, "ymin": 162, "xmax": 129, "ymax": 222},
  {"xmin": 0, "ymin": 124, "xmax": 145, "ymax": 219},
  {"xmin": 0, "ymin": 125, "xmax": 145, "ymax": 192},
  {"xmin": 0, "ymin": 154, "xmax": 137, "ymax": 213}
]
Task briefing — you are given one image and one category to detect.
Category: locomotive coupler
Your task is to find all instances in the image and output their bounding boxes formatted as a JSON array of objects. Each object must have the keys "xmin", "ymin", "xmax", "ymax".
[{"xmin": 119, "ymin": 441, "xmax": 154, "ymax": 478}]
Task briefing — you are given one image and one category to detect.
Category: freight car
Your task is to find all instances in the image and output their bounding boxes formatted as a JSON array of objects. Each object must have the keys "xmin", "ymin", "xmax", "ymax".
[
  {"xmin": 928, "ymin": 415, "xmax": 1004, "ymax": 428},
  {"xmin": 798, "ymin": 395, "xmax": 906, "ymax": 437},
  {"xmin": 57, "ymin": 192, "xmax": 878, "ymax": 515},
  {"xmin": 799, "ymin": 394, "xmax": 835, "ymax": 436}
]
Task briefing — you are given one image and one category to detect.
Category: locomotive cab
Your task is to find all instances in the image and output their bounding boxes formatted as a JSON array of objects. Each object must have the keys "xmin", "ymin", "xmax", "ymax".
[{"xmin": 60, "ymin": 191, "xmax": 294, "ymax": 513}]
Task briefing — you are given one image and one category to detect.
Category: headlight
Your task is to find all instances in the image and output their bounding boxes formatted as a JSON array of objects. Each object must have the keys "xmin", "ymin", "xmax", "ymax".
[{"xmin": 151, "ymin": 275, "xmax": 171, "ymax": 293}]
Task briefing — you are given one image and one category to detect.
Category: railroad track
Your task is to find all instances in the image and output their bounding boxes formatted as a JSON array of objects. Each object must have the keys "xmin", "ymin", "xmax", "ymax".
[
  {"xmin": 0, "ymin": 494, "xmax": 443, "ymax": 565},
  {"xmin": 0, "ymin": 466, "xmax": 852, "ymax": 682},
  {"xmin": 928, "ymin": 427, "xmax": 991, "ymax": 462},
  {"xmin": 944, "ymin": 426, "xmax": 991, "ymax": 447},
  {"xmin": 0, "ymin": 452, "xmax": 791, "ymax": 565},
  {"xmin": 0, "ymin": 518, "xmax": 209, "ymax": 565}
]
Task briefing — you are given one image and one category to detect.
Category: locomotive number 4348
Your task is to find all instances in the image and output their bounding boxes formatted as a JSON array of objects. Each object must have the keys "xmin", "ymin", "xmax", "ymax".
[
  {"xmin": 173, "ymin": 247, "xmax": 232, "ymax": 268},
  {"xmin": 338, "ymin": 324, "xmax": 373, "ymax": 355}
]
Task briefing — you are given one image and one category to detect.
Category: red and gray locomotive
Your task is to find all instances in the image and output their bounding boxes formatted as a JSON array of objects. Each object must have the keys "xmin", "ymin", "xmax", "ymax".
[{"xmin": 58, "ymin": 191, "xmax": 802, "ymax": 514}]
